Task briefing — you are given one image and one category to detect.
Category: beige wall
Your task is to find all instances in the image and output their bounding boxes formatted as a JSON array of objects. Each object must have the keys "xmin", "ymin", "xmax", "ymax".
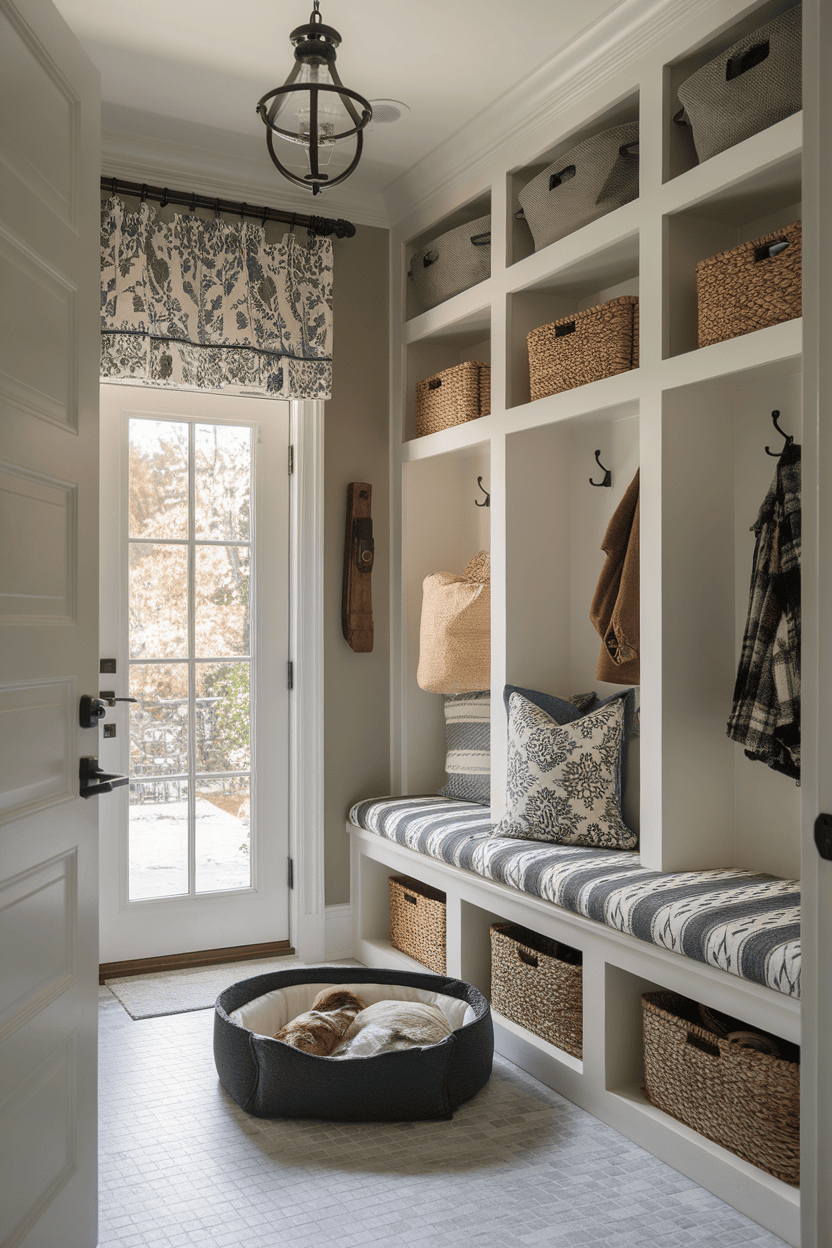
[{"xmin": 323, "ymin": 224, "xmax": 390, "ymax": 904}]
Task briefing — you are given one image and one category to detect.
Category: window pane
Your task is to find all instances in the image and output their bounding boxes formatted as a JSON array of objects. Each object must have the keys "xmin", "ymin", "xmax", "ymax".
[
  {"xmin": 195, "ymin": 545, "xmax": 250, "ymax": 657},
  {"xmin": 196, "ymin": 778, "xmax": 251, "ymax": 893},
  {"xmin": 195, "ymin": 424, "xmax": 251, "ymax": 541},
  {"xmin": 128, "ymin": 779, "xmax": 188, "ymax": 900},
  {"xmin": 129, "ymin": 543, "xmax": 188, "ymax": 659},
  {"xmin": 195, "ymin": 662, "xmax": 250, "ymax": 773},
  {"xmin": 129, "ymin": 663, "xmax": 189, "ymax": 776},
  {"xmin": 129, "ymin": 419, "xmax": 188, "ymax": 540}
]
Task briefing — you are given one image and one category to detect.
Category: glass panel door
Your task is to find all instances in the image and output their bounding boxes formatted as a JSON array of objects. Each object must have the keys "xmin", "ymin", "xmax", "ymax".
[{"xmin": 127, "ymin": 417, "xmax": 254, "ymax": 900}]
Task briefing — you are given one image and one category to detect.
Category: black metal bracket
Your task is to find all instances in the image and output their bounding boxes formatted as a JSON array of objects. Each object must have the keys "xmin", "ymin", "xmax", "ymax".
[
  {"xmin": 814, "ymin": 813, "xmax": 832, "ymax": 861},
  {"xmin": 589, "ymin": 450, "xmax": 612, "ymax": 487},
  {"xmin": 79, "ymin": 757, "xmax": 129, "ymax": 799}
]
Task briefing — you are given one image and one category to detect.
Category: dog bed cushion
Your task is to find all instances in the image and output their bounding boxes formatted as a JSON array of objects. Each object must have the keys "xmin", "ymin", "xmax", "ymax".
[{"xmin": 214, "ymin": 965, "xmax": 493, "ymax": 1121}]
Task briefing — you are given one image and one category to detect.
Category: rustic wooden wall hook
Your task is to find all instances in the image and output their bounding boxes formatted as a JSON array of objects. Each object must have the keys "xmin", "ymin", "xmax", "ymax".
[{"xmin": 342, "ymin": 482, "xmax": 374, "ymax": 652}]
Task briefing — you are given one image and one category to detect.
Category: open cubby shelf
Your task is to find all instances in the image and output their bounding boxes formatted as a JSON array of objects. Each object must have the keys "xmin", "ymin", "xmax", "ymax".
[{"xmin": 377, "ymin": 2, "xmax": 806, "ymax": 1242}]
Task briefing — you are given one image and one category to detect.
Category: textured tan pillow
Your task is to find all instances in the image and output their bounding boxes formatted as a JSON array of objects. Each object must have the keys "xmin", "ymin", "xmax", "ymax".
[{"xmin": 417, "ymin": 552, "xmax": 490, "ymax": 694}]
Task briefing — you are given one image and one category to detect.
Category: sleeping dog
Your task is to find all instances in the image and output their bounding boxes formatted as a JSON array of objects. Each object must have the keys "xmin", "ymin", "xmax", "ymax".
[
  {"xmin": 274, "ymin": 987, "xmax": 451, "ymax": 1057},
  {"xmin": 273, "ymin": 987, "xmax": 366, "ymax": 1055}
]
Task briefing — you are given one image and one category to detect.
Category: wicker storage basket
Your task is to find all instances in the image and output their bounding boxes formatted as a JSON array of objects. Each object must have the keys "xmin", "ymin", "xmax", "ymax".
[
  {"xmin": 408, "ymin": 214, "xmax": 491, "ymax": 312},
  {"xmin": 490, "ymin": 923, "xmax": 582, "ymax": 1058},
  {"xmin": 676, "ymin": 6, "xmax": 801, "ymax": 164},
  {"xmin": 527, "ymin": 295, "xmax": 638, "ymax": 402},
  {"xmin": 517, "ymin": 121, "xmax": 639, "ymax": 252},
  {"xmin": 642, "ymin": 990, "xmax": 800, "ymax": 1186},
  {"xmin": 389, "ymin": 876, "xmax": 447, "ymax": 974},
  {"xmin": 416, "ymin": 361, "xmax": 491, "ymax": 438},
  {"xmin": 697, "ymin": 220, "xmax": 801, "ymax": 348}
]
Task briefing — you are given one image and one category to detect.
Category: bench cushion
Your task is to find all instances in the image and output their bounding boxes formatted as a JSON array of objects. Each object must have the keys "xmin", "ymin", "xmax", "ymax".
[{"xmin": 348, "ymin": 796, "xmax": 800, "ymax": 999}]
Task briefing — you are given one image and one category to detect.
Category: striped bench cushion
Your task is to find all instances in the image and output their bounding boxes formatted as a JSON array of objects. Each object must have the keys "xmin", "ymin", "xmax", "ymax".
[{"xmin": 348, "ymin": 796, "xmax": 800, "ymax": 999}]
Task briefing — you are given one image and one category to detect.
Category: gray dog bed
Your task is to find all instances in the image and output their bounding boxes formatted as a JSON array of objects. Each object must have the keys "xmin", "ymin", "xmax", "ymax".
[{"xmin": 214, "ymin": 965, "xmax": 493, "ymax": 1121}]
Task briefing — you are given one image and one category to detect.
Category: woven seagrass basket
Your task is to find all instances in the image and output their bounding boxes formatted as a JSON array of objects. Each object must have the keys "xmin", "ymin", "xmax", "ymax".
[
  {"xmin": 416, "ymin": 361, "xmax": 491, "ymax": 438},
  {"xmin": 389, "ymin": 876, "xmax": 447, "ymax": 974},
  {"xmin": 527, "ymin": 295, "xmax": 639, "ymax": 402},
  {"xmin": 642, "ymin": 990, "xmax": 800, "ymax": 1186},
  {"xmin": 490, "ymin": 923, "xmax": 583, "ymax": 1058},
  {"xmin": 697, "ymin": 220, "xmax": 801, "ymax": 348}
]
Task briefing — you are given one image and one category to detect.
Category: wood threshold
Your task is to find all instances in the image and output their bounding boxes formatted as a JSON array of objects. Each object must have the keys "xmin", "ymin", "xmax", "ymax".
[{"xmin": 99, "ymin": 939, "xmax": 296, "ymax": 984}]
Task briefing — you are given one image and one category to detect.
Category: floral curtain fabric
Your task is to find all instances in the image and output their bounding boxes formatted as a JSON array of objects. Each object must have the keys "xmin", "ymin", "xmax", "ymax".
[{"xmin": 100, "ymin": 196, "xmax": 333, "ymax": 398}]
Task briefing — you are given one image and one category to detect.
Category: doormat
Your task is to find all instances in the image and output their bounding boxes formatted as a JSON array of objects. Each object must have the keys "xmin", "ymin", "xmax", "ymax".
[{"xmin": 104, "ymin": 956, "xmax": 302, "ymax": 1020}]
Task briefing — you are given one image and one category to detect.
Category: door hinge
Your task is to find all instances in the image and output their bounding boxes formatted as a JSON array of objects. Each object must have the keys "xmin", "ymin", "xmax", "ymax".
[
  {"xmin": 287, "ymin": 857, "xmax": 294, "ymax": 889},
  {"xmin": 287, "ymin": 660, "xmax": 294, "ymax": 690},
  {"xmin": 288, "ymin": 444, "xmax": 294, "ymax": 475}
]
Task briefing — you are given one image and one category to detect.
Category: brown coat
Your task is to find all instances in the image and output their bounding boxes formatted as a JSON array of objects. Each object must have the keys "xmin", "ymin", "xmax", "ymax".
[{"xmin": 590, "ymin": 469, "xmax": 640, "ymax": 684}]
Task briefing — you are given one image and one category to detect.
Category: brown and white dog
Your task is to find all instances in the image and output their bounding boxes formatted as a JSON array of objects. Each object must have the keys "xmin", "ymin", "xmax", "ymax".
[
  {"xmin": 273, "ymin": 988, "xmax": 366, "ymax": 1056},
  {"xmin": 332, "ymin": 999, "xmax": 451, "ymax": 1058},
  {"xmin": 274, "ymin": 988, "xmax": 452, "ymax": 1058}
]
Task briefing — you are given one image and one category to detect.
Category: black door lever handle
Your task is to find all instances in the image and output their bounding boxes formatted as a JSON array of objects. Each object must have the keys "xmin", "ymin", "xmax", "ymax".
[{"xmin": 79, "ymin": 757, "xmax": 129, "ymax": 799}]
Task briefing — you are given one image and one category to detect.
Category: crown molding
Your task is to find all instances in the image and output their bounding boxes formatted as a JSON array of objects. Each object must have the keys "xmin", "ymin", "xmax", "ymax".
[
  {"xmin": 100, "ymin": 128, "xmax": 391, "ymax": 230},
  {"xmin": 381, "ymin": 0, "xmax": 730, "ymax": 230}
]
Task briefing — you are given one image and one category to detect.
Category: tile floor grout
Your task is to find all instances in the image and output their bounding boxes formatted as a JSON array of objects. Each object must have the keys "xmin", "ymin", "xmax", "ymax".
[{"xmin": 98, "ymin": 964, "xmax": 789, "ymax": 1247}]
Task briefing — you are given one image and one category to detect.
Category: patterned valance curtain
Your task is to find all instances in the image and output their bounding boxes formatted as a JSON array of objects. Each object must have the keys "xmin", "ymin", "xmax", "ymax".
[{"xmin": 100, "ymin": 195, "xmax": 333, "ymax": 399}]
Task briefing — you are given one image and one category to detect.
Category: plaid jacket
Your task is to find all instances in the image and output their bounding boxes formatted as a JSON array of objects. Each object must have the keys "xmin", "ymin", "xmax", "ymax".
[{"xmin": 727, "ymin": 443, "xmax": 801, "ymax": 781}]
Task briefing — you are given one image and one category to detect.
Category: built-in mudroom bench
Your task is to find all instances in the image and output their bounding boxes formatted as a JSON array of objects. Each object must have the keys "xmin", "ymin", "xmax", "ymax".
[
  {"xmin": 347, "ymin": 798, "xmax": 801, "ymax": 1244},
  {"xmin": 369, "ymin": 0, "xmax": 808, "ymax": 1243}
]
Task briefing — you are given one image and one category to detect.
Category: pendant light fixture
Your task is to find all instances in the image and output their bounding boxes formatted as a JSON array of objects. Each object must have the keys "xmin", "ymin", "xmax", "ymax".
[{"xmin": 256, "ymin": 0, "xmax": 372, "ymax": 196}]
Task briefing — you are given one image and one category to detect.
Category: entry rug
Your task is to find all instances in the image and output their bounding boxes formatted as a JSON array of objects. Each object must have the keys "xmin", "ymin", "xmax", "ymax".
[{"xmin": 104, "ymin": 957, "xmax": 303, "ymax": 1020}]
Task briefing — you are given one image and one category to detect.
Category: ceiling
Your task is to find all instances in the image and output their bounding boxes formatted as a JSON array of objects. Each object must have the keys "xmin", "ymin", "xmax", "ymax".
[{"xmin": 54, "ymin": 0, "xmax": 628, "ymax": 224}]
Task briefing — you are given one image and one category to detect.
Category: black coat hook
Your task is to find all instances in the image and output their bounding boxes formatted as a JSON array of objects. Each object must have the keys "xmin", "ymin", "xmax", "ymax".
[
  {"xmin": 589, "ymin": 450, "xmax": 612, "ymax": 487},
  {"xmin": 765, "ymin": 410, "xmax": 794, "ymax": 457},
  {"xmin": 160, "ymin": 187, "xmax": 169, "ymax": 208},
  {"xmin": 475, "ymin": 477, "xmax": 490, "ymax": 507}
]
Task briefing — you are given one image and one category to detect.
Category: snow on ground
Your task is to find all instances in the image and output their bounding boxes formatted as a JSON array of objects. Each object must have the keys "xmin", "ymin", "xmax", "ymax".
[{"xmin": 129, "ymin": 797, "xmax": 250, "ymax": 899}]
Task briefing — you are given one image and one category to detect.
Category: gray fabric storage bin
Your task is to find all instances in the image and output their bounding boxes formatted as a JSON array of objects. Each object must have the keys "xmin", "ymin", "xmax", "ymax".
[
  {"xmin": 408, "ymin": 214, "xmax": 491, "ymax": 312},
  {"xmin": 675, "ymin": 6, "xmax": 801, "ymax": 164},
  {"xmin": 516, "ymin": 122, "xmax": 639, "ymax": 252}
]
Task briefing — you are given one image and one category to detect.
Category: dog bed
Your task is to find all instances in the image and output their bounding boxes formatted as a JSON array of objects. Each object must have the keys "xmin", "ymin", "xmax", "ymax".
[{"xmin": 214, "ymin": 965, "xmax": 493, "ymax": 1121}]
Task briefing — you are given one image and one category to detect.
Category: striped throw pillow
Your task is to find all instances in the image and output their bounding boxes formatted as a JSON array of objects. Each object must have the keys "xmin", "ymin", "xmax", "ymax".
[{"xmin": 438, "ymin": 691, "xmax": 490, "ymax": 806}]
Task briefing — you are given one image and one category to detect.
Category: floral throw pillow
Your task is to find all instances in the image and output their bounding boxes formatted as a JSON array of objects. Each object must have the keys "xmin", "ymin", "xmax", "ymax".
[{"xmin": 494, "ymin": 692, "xmax": 636, "ymax": 849}]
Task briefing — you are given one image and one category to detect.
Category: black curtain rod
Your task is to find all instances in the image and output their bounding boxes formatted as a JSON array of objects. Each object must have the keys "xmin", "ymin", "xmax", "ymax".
[{"xmin": 101, "ymin": 176, "xmax": 356, "ymax": 239}]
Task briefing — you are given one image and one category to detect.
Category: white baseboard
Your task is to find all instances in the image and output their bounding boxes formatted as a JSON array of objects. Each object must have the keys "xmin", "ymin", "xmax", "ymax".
[{"xmin": 324, "ymin": 903, "xmax": 353, "ymax": 960}]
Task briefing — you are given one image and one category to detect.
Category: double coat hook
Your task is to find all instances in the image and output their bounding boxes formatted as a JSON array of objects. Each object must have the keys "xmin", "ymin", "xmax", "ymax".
[
  {"xmin": 589, "ymin": 450, "xmax": 612, "ymax": 487},
  {"xmin": 475, "ymin": 477, "xmax": 490, "ymax": 507},
  {"xmin": 765, "ymin": 410, "xmax": 794, "ymax": 457}
]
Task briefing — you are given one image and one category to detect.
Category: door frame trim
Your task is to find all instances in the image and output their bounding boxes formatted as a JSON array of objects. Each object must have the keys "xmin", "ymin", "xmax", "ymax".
[{"xmin": 289, "ymin": 399, "xmax": 326, "ymax": 961}]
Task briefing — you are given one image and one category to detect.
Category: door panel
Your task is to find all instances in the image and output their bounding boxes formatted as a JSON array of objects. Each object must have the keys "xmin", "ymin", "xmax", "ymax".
[
  {"xmin": 0, "ymin": 2, "xmax": 100, "ymax": 1244},
  {"xmin": 99, "ymin": 385, "xmax": 290, "ymax": 962}
]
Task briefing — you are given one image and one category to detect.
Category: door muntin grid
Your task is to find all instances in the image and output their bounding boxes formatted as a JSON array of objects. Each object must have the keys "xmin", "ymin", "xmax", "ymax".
[{"xmin": 126, "ymin": 417, "xmax": 254, "ymax": 901}]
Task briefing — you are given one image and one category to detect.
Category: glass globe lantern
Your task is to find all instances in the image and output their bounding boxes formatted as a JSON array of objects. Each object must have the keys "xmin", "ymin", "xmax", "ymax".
[{"xmin": 256, "ymin": 1, "xmax": 372, "ymax": 196}]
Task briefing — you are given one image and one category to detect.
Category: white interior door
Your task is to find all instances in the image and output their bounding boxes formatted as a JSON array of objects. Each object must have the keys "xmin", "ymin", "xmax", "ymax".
[
  {"xmin": 98, "ymin": 385, "xmax": 290, "ymax": 963},
  {"xmin": 0, "ymin": 1, "xmax": 100, "ymax": 1245}
]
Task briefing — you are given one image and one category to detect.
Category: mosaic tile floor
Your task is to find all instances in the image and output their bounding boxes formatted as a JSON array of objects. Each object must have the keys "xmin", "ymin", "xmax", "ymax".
[{"xmin": 98, "ymin": 977, "xmax": 789, "ymax": 1247}]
